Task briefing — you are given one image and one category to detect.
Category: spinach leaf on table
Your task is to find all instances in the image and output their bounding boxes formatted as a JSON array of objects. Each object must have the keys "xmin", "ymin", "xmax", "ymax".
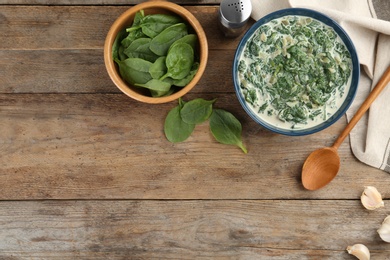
[
  {"xmin": 164, "ymin": 98, "xmax": 247, "ymax": 153},
  {"xmin": 209, "ymin": 109, "xmax": 247, "ymax": 154},
  {"xmin": 164, "ymin": 99, "xmax": 195, "ymax": 143},
  {"xmin": 180, "ymin": 98, "xmax": 215, "ymax": 125}
]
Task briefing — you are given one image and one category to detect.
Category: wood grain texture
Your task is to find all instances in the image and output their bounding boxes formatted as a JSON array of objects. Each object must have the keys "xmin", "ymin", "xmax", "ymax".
[
  {"xmin": 1, "ymin": 93, "xmax": 388, "ymax": 200},
  {"xmin": 0, "ymin": 200, "xmax": 389, "ymax": 259},
  {"xmin": 1, "ymin": 1, "xmax": 390, "ymax": 259},
  {"xmin": 0, "ymin": 6, "xmax": 228, "ymax": 51},
  {"xmin": 0, "ymin": 0, "xmax": 220, "ymax": 5},
  {"xmin": 0, "ymin": 49, "xmax": 236, "ymax": 93},
  {"xmin": 0, "ymin": 5, "xmax": 240, "ymax": 93}
]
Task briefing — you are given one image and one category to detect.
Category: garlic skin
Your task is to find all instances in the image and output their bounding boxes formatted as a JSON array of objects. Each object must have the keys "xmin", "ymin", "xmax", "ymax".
[
  {"xmin": 360, "ymin": 186, "xmax": 384, "ymax": 210},
  {"xmin": 346, "ymin": 244, "xmax": 370, "ymax": 260},
  {"xmin": 378, "ymin": 215, "xmax": 390, "ymax": 243}
]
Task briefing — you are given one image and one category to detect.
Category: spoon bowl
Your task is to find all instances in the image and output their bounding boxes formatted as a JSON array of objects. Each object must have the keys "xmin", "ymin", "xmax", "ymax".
[
  {"xmin": 302, "ymin": 147, "xmax": 340, "ymax": 190},
  {"xmin": 301, "ymin": 65, "xmax": 390, "ymax": 190}
]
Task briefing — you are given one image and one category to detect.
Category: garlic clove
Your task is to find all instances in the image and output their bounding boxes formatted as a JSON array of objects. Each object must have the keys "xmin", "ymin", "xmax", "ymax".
[
  {"xmin": 346, "ymin": 244, "xmax": 370, "ymax": 260},
  {"xmin": 360, "ymin": 186, "xmax": 384, "ymax": 210},
  {"xmin": 377, "ymin": 215, "xmax": 390, "ymax": 243}
]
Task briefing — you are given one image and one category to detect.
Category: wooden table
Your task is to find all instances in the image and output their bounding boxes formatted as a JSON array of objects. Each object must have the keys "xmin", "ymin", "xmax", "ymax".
[{"xmin": 1, "ymin": 1, "xmax": 390, "ymax": 259}]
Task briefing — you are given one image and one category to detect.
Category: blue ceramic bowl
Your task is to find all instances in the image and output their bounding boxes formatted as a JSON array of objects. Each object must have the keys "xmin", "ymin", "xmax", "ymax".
[{"xmin": 233, "ymin": 8, "xmax": 360, "ymax": 136}]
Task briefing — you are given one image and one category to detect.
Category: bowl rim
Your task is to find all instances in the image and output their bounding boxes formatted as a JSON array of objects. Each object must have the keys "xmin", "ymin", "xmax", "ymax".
[
  {"xmin": 233, "ymin": 8, "xmax": 360, "ymax": 136},
  {"xmin": 104, "ymin": 1, "xmax": 208, "ymax": 104}
]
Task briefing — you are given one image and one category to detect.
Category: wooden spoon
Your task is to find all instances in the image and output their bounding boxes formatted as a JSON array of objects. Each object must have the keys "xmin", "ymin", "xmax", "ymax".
[{"xmin": 302, "ymin": 65, "xmax": 390, "ymax": 190}]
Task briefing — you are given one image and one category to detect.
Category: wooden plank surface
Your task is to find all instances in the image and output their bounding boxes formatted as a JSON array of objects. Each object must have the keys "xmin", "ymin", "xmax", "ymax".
[
  {"xmin": 0, "ymin": 49, "xmax": 234, "ymax": 93},
  {"xmin": 0, "ymin": 6, "xmax": 229, "ymax": 51},
  {"xmin": 0, "ymin": 0, "xmax": 220, "ymax": 5},
  {"xmin": 1, "ymin": 200, "xmax": 389, "ymax": 259},
  {"xmin": 1, "ymin": 1, "xmax": 390, "ymax": 259},
  {"xmin": 2, "ymin": 5, "xmax": 386, "ymax": 200},
  {"xmin": 1, "ymin": 92, "xmax": 389, "ymax": 200},
  {"xmin": 0, "ymin": 6, "xmax": 237, "ymax": 93}
]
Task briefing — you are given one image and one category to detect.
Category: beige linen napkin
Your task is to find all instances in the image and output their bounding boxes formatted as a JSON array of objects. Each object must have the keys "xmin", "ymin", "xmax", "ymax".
[{"xmin": 250, "ymin": 0, "xmax": 390, "ymax": 172}]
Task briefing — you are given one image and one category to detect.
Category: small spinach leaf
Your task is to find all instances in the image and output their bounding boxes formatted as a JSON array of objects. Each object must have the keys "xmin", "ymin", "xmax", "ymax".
[
  {"xmin": 149, "ymin": 56, "xmax": 167, "ymax": 79},
  {"xmin": 164, "ymin": 103, "xmax": 195, "ymax": 143},
  {"xmin": 112, "ymin": 29, "xmax": 127, "ymax": 61},
  {"xmin": 140, "ymin": 14, "xmax": 183, "ymax": 38},
  {"xmin": 209, "ymin": 109, "xmax": 247, "ymax": 153},
  {"xmin": 169, "ymin": 34, "xmax": 198, "ymax": 53},
  {"xmin": 121, "ymin": 29, "xmax": 145, "ymax": 49},
  {"xmin": 134, "ymin": 10, "xmax": 145, "ymax": 25},
  {"xmin": 180, "ymin": 98, "xmax": 215, "ymax": 125},
  {"xmin": 160, "ymin": 42, "xmax": 194, "ymax": 80},
  {"xmin": 172, "ymin": 62, "xmax": 199, "ymax": 87},
  {"xmin": 150, "ymin": 87, "xmax": 175, "ymax": 98},
  {"xmin": 121, "ymin": 11, "xmax": 145, "ymax": 48},
  {"xmin": 114, "ymin": 58, "xmax": 152, "ymax": 85},
  {"xmin": 149, "ymin": 23, "xmax": 188, "ymax": 56},
  {"xmin": 118, "ymin": 45, "xmax": 127, "ymax": 61},
  {"xmin": 123, "ymin": 38, "xmax": 159, "ymax": 62},
  {"xmin": 135, "ymin": 79, "xmax": 171, "ymax": 97}
]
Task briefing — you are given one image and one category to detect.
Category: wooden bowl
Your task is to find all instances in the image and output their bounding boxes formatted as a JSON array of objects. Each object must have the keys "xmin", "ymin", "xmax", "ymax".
[{"xmin": 104, "ymin": 1, "xmax": 208, "ymax": 104}]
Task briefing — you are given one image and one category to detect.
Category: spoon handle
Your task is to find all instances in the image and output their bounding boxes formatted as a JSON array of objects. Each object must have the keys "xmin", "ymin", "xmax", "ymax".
[{"xmin": 333, "ymin": 65, "xmax": 390, "ymax": 149}]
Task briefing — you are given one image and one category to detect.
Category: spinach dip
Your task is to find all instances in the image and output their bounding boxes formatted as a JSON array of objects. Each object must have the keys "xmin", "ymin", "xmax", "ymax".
[{"xmin": 237, "ymin": 15, "xmax": 352, "ymax": 130}]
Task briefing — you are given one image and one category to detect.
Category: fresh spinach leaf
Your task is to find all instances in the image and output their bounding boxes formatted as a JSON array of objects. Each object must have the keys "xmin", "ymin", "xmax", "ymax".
[
  {"xmin": 134, "ymin": 10, "xmax": 145, "ymax": 25},
  {"xmin": 164, "ymin": 101, "xmax": 195, "ymax": 143},
  {"xmin": 180, "ymin": 98, "xmax": 215, "ymax": 125},
  {"xmin": 118, "ymin": 45, "xmax": 127, "ymax": 61},
  {"xmin": 209, "ymin": 109, "xmax": 247, "ymax": 153},
  {"xmin": 172, "ymin": 62, "xmax": 199, "ymax": 87},
  {"xmin": 123, "ymin": 38, "xmax": 159, "ymax": 62},
  {"xmin": 114, "ymin": 58, "xmax": 152, "ymax": 85},
  {"xmin": 178, "ymin": 97, "xmax": 186, "ymax": 108},
  {"xmin": 149, "ymin": 23, "xmax": 188, "ymax": 56},
  {"xmin": 150, "ymin": 87, "xmax": 175, "ymax": 98},
  {"xmin": 135, "ymin": 79, "xmax": 171, "ymax": 97},
  {"xmin": 169, "ymin": 34, "xmax": 198, "ymax": 53},
  {"xmin": 121, "ymin": 11, "xmax": 145, "ymax": 48},
  {"xmin": 123, "ymin": 10, "xmax": 145, "ymax": 35},
  {"xmin": 149, "ymin": 56, "xmax": 167, "ymax": 79},
  {"xmin": 121, "ymin": 29, "xmax": 145, "ymax": 49},
  {"xmin": 160, "ymin": 42, "xmax": 194, "ymax": 80},
  {"xmin": 140, "ymin": 14, "xmax": 183, "ymax": 38},
  {"xmin": 112, "ymin": 29, "xmax": 127, "ymax": 61}
]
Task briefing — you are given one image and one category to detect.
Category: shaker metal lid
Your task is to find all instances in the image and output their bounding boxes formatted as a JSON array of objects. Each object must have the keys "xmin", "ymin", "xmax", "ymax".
[{"xmin": 219, "ymin": 0, "xmax": 252, "ymax": 28}]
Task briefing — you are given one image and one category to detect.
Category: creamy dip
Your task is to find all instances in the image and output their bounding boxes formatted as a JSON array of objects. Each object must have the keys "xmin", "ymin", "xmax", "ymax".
[{"xmin": 237, "ymin": 15, "xmax": 352, "ymax": 130}]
